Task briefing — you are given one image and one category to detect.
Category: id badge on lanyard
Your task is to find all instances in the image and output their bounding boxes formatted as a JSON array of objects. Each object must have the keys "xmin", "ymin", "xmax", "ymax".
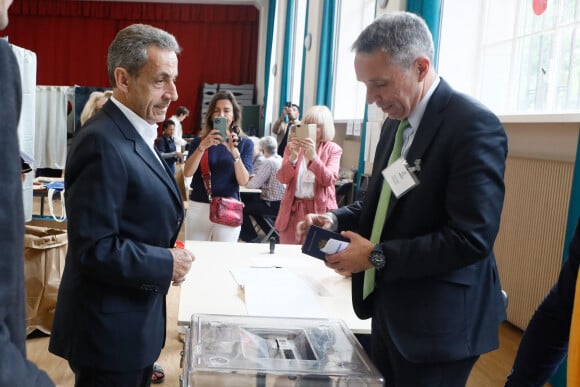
[{"xmin": 381, "ymin": 157, "xmax": 420, "ymax": 198}]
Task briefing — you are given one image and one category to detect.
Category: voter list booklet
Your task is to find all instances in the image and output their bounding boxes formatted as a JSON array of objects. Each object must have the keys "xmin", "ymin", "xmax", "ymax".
[{"xmin": 301, "ymin": 225, "xmax": 350, "ymax": 260}]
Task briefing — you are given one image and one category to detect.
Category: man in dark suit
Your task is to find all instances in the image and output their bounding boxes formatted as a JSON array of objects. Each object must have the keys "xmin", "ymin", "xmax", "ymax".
[
  {"xmin": 0, "ymin": 0, "xmax": 55, "ymax": 385},
  {"xmin": 505, "ymin": 216, "xmax": 580, "ymax": 386},
  {"xmin": 48, "ymin": 24, "xmax": 194, "ymax": 386},
  {"xmin": 297, "ymin": 12, "xmax": 507, "ymax": 386}
]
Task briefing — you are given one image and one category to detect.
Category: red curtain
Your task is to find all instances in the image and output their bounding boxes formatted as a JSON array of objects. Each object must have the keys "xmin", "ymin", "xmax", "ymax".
[{"xmin": 2, "ymin": 0, "xmax": 259, "ymax": 135}]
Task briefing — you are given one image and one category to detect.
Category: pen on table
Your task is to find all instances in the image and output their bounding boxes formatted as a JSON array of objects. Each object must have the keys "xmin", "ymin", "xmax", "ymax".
[
  {"xmin": 250, "ymin": 265, "xmax": 282, "ymax": 269},
  {"xmin": 238, "ymin": 284, "xmax": 245, "ymax": 303},
  {"xmin": 229, "ymin": 270, "xmax": 247, "ymax": 302}
]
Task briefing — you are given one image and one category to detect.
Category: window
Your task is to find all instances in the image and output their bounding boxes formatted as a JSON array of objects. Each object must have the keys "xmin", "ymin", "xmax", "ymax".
[
  {"xmin": 289, "ymin": 0, "xmax": 308, "ymax": 104},
  {"xmin": 440, "ymin": 0, "xmax": 580, "ymax": 115},
  {"xmin": 332, "ymin": 0, "xmax": 376, "ymax": 120}
]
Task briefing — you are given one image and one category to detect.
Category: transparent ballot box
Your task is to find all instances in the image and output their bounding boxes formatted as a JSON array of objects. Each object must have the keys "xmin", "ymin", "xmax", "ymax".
[{"xmin": 182, "ymin": 314, "xmax": 383, "ymax": 386}]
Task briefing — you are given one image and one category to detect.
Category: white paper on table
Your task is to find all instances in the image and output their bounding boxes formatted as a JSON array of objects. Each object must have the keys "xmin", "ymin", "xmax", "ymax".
[
  {"xmin": 229, "ymin": 268, "xmax": 327, "ymax": 318},
  {"xmin": 320, "ymin": 239, "xmax": 349, "ymax": 255}
]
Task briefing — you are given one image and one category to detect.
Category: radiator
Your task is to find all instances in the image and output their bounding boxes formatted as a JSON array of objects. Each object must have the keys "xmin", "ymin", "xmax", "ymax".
[{"xmin": 494, "ymin": 156, "xmax": 574, "ymax": 330}]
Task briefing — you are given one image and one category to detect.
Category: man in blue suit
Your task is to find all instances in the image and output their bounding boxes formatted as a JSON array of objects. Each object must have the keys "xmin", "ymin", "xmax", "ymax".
[
  {"xmin": 297, "ymin": 12, "xmax": 507, "ymax": 386},
  {"xmin": 0, "ymin": 0, "xmax": 54, "ymax": 385},
  {"xmin": 49, "ymin": 24, "xmax": 194, "ymax": 386}
]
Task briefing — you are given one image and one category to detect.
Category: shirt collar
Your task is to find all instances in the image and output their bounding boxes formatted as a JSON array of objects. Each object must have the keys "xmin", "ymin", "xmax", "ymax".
[
  {"xmin": 110, "ymin": 96, "xmax": 159, "ymax": 146},
  {"xmin": 407, "ymin": 75, "xmax": 440, "ymax": 130}
]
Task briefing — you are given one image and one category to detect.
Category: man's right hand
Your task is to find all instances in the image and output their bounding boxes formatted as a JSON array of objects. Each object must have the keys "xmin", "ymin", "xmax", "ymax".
[
  {"xmin": 169, "ymin": 247, "xmax": 195, "ymax": 286},
  {"xmin": 295, "ymin": 213, "xmax": 335, "ymax": 243}
]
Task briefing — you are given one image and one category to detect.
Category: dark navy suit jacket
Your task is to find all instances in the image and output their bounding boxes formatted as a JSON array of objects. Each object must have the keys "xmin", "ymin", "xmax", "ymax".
[
  {"xmin": 0, "ymin": 39, "xmax": 54, "ymax": 386},
  {"xmin": 49, "ymin": 100, "xmax": 184, "ymax": 371},
  {"xmin": 334, "ymin": 78, "xmax": 508, "ymax": 363}
]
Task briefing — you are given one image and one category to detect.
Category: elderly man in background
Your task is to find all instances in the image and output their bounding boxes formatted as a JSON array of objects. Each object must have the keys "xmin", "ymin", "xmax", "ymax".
[{"xmin": 240, "ymin": 136, "xmax": 285, "ymax": 243}]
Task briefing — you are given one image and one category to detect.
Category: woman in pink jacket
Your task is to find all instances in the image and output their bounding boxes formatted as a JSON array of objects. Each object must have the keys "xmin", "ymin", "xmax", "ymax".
[{"xmin": 275, "ymin": 105, "xmax": 343, "ymax": 244}]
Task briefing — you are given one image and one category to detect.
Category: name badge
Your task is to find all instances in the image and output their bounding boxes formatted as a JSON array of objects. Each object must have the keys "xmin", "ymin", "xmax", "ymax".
[{"xmin": 381, "ymin": 158, "xmax": 419, "ymax": 198}]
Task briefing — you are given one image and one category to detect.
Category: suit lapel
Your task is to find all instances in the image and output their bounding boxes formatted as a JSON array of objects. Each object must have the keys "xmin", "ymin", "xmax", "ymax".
[
  {"xmin": 103, "ymin": 102, "xmax": 182, "ymax": 207},
  {"xmin": 405, "ymin": 79, "xmax": 452, "ymax": 164},
  {"xmin": 367, "ymin": 119, "xmax": 398, "ymax": 204}
]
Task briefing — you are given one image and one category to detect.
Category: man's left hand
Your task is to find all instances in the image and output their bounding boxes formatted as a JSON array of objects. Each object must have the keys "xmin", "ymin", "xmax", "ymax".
[{"xmin": 324, "ymin": 231, "xmax": 375, "ymax": 274}]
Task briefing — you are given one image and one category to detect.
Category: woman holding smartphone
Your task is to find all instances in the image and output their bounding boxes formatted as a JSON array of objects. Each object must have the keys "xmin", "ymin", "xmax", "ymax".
[
  {"xmin": 275, "ymin": 105, "xmax": 343, "ymax": 244},
  {"xmin": 184, "ymin": 90, "xmax": 254, "ymax": 241}
]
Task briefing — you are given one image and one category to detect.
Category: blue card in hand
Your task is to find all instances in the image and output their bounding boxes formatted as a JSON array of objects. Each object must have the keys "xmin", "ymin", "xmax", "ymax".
[{"xmin": 301, "ymin": 225, "xmax": 350, "ymax": 260}]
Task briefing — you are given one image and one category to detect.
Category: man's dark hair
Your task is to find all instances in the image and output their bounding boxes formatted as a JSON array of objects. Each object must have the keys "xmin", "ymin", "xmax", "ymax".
[
  {"xmin": 175, "ymin": 106, "xmax": 189, "ymax": 116},
  {"xmin": 162, "ymin": 119, "xmax": 175, "ymax": 131}
]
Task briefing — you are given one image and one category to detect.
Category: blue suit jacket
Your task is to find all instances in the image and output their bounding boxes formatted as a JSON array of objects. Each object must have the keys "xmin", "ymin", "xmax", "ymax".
[
  {"xmin": 335, "ymin": 79, "xmax": 507, "ymax": 363},
  {"xmin": 0, "ymin": 39, "xmax": 54, "ymax": 386},
  {"xmin": 49, "ymin": 100, "xmax": 184, "ymax": 371}
]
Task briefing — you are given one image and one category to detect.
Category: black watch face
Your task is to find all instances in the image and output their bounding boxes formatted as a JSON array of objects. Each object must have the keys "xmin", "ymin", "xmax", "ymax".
[{"xmin": 370, "ymin": 251, "xmax": 385, "ymax": 269}]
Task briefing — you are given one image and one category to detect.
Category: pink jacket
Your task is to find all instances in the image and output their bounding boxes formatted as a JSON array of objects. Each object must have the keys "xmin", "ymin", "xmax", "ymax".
[{"xmin": 275, "ymin": 141, "xmax": 342, "ymax": 231}]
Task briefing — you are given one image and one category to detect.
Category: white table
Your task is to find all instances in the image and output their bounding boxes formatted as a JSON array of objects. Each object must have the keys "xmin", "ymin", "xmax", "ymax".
[{"xmin": 178, "ymin": 241, "xmax": 371, "ymax": 334}]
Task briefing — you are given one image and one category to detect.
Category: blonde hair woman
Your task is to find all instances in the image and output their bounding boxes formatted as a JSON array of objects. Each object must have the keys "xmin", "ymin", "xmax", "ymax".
[
  {"xmin": 79, "ymin": 90, "xmax": 113, "ymax": 126},
  {"xmin": 275, "ymin": 105, "xmax": 342, "ymax": 244}
]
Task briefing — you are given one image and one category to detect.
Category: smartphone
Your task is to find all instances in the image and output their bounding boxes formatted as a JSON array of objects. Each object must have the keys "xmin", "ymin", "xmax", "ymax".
[
  {"xmin": 294, "ymin": 123, "xmax": 316, "ymax": 142},
  {"xmin": 212, "ymin": 116, "xmax": 227, "ymax": 139},
  {"xmin": 286, "ymin": 101, "xmax": 292, "ymax": 108}
]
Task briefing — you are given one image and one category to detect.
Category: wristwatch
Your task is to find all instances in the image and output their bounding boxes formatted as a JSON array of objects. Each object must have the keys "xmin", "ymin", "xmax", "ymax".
[{"xmin": 369, "ymin": 245, "xmax": 386, "ymax": 270}]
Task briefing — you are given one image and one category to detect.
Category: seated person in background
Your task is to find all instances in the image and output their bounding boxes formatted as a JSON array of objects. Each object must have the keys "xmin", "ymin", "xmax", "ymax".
[
  {"xmin": 275, "ymin": 105, "xmax": 342, "ymax": 244},
  {"xmin": 239, "ymin": 136, "xmax": 285, "ymax": 243},
  {"xmin": 79, "ymin": 90, "xmax": 113, "ymax": 127},
  {"xmin": 272, "ymin": 102, "xmax": 300, "ymax": 156},
  {"xmin": 155, "ymin": 119, "xmax": 182, "ymax": 176},
  {"xmin": 505, "ymin": 216, "xmax": 580, "ymax": 386}
]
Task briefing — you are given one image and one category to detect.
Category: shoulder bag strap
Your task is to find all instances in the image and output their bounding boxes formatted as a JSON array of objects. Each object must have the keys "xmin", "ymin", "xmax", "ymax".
[
  {"xmin": 200, "ymin": 149, "xmax": 212, "ymax": 200},
  {"xmin": 48, "ymin": 188, "xmax": 66, "ymax": 222}
]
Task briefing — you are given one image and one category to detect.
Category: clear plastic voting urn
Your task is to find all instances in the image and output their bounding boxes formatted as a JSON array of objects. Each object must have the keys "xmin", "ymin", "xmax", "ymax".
[{"xmin": 181, "ymin": 314, "xmax": 383, "ymax": 386}]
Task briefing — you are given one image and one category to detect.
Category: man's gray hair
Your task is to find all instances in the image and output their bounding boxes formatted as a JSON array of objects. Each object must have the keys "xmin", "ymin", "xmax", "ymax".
[
  {"xmin": 259, "ymin": 136, "xmax": 278, "ymax": 155},
  {"xmin": 107, "ymin": 24, "xmax": 181, "ymax": 87},
  {"xmin": 352, "ymin": 11, "xmax": 434, "ymax": 68}
]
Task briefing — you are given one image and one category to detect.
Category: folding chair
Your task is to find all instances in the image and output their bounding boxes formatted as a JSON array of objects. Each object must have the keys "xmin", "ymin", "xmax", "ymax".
[{"xmin": 261, "ymin": 215, "xmax": 279, "ymax": 243}]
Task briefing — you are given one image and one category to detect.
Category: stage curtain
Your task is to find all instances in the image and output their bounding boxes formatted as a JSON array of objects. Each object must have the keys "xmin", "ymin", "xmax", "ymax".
[{"xmin": 2, "ymin": 0, "xmax": 259, "ymax": 135}]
